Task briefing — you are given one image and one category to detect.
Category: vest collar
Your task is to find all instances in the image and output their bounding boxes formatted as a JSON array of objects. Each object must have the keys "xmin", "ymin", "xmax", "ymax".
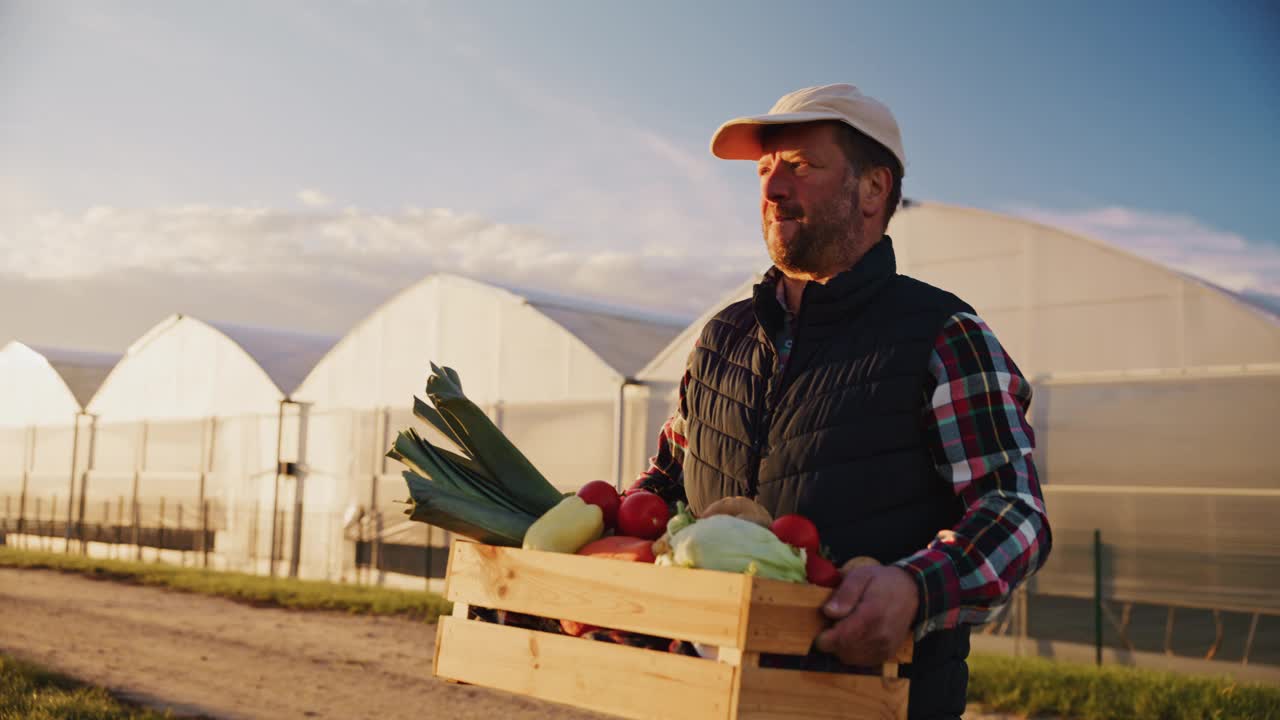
[{"xmin": 753, "ymin": 236, "xmax": 898, "ymax": 341}]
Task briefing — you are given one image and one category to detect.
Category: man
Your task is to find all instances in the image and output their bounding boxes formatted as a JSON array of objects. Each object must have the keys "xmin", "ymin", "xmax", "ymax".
[{"xmin": 630, "ymin": 84, "xmax": 1052, "ymax": 720}]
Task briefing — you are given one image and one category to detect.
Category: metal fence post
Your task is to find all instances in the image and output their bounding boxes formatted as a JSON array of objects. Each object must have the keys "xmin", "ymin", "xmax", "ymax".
[
  {"xmin": 201, "ymin": 499, "xmax": 210, "ymax": 569},
  {"xmin": 158, "ymin": 496, "xmax": 166, "ymax": 563},
  {"xmin": 250, "ymin": 499, "xmax": 260, "ymax": 572},
  {"xmin": 115, "ymin": 496, "xmax": 123, "ymax": 557},
  {"xmin": 77, "ymin": 414, "xmax": 97, "ymax": 556},
  {"xmin": 132, "ymin": 496, "xmax": 141, "ymax": 562},
  {"xmin": 132, "ymin": 421, "xmax": 146, "ymax": 562},
  {"xmin": 1094, "ymin": 528, "xmax": 1103, "ymax": 666},
  {"xmin": 17, "ymin": 427, "xmax": 31, "ymax": 545},
  {"xmin": 177, "ymin": 503, "xmax": 185, "ymax": 566},
  {"xmin": 65, "ymin": 414, "xmax": 83, "ymax": 552}
]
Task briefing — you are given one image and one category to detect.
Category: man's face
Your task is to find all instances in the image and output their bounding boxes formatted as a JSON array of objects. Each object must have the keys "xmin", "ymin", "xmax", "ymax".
[{"xmin": 757, "ymin": 122, "xmax": 863, "ymax": 279}]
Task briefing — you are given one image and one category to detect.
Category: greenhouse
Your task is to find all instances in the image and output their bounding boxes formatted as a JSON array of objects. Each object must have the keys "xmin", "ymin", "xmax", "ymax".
[
  {"xmin": 624, "ymin": 201, "xmax": 1280, "ymax": 668},
  {"xmin": 75, "ymin": 314, "xmax": 336, "ymax": 576},
  {"xmin": 0, "ymin": 341, "xmax": 118, "ymax": 543},
  {"xmin": 291, "ymin": 272, "xmax": 683, "ymax": 586}
]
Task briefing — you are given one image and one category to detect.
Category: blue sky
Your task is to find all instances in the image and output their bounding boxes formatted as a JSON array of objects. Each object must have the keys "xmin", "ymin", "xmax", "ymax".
[{"xmin": 1, "ymin": 1, "xmax": 1277, "ymax": 349}]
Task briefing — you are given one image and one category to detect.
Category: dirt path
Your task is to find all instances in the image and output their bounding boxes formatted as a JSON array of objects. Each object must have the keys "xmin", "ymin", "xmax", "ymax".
[
  {"xmin": 0, "ymin": 568, "xmax": 610, "ymax": 720},
  {"xmin": 0, "ymin": 568, "xmax": 1023, "ymax": 720}
]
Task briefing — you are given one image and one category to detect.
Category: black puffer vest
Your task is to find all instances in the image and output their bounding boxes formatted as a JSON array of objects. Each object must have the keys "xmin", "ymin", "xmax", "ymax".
[{"xmin": 683, "ymin": 238, "xmax": 974, "ymax": 720}]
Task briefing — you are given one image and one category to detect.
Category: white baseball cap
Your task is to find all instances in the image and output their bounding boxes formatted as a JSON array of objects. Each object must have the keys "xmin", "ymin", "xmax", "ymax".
[{"xmin": 710, "ymin": 83, "xmax": 906, "ymax": 175}]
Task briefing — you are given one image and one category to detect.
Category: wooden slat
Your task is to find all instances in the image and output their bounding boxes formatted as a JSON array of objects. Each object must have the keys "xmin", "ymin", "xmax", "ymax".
[
  {"xmin": 892, "ymin": 636, "xmax": 913, "ymax": 665},
  {"xmin": 444, "ymin": 542, "xmax": 749, "ymax": 648},
  {"xmin": 735, "ymin": 665, "xmax": 909, "ymax": 720},
  {"xmin": 434, "ymin": 617, "xmax": 736, "ymax": 720},
  {"xmin": 743, "ymin": 577, "xmax": 913, "ymax": 663},
  {"xmin": 742, "ymin": 577, "xmax": 832, "ymax": 654}
]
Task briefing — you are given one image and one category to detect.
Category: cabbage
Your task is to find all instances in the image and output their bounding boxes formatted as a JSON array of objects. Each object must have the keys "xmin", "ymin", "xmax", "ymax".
[{"xmin": 663, "ymin": 514, "xmax": 807, "ymax": 583}]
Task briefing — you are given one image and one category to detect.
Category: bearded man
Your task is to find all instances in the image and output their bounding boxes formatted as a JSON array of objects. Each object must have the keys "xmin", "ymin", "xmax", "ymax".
[{"xmin": 630, "ymin": 84, "xmax": 1052, "ymax": 720}]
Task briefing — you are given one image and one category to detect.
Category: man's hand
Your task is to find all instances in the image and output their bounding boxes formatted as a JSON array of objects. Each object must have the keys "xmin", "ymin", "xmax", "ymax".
[{"xmin": 813, "ymin": 564, "xmax": 919, "ymax": 666}]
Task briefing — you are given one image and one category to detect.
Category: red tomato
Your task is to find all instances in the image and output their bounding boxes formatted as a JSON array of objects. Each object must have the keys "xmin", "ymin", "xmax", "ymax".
[
  {"xmin": 770, "ymin": 514, "xmax": 821, "ymax": 554},
  {"xmin": 806, "ymin": 553, "xmax": 841, "ymax": 588},
  {"xmin": 616, "ymin": 491, "xmax": 670, "ymax": 540},
  {"xmin": 576, "ymin": 480, "xmax": 622, "ymax": 530}
]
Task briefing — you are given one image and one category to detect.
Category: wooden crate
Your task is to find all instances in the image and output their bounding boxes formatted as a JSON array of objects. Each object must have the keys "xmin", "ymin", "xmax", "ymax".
[{"xmin": 433, "ymin": 541, "xmax": 912, "ymax": 719}]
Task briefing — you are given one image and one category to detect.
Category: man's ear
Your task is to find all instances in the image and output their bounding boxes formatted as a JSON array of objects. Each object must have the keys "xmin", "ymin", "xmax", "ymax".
[{"xmin": 859, "ymin": 166, "xmax": 892, "ymax": 219}]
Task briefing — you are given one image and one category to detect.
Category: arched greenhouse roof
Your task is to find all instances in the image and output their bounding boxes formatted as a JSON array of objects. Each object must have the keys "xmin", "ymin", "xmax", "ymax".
[
  {"xmin": 295, "ymin": 273, "xmax": 684, "ymax": 409},
  {"xmin": 87, "ymin": 314, "xmax": 337, "ymax": 421},
  {"xmin": 0, "ymin": 341, "xmax": 119, "ymax": 426}
]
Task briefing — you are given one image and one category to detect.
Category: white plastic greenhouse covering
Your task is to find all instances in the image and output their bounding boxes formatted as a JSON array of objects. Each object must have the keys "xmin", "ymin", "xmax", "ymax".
[
  {"xmin": 0, "ymin": 341, "xmax": 118, "ymax": 536},
  {"xmin": 624, "ymin": 201, "xmax": 1280, "ymax": 614},
  {"xmin": 291, "ymin": 273, "xmax": 683, "ymax": 584},
  {"xmin": 70, "ymin": 314, "xmax": 338, "ymax": 576}
]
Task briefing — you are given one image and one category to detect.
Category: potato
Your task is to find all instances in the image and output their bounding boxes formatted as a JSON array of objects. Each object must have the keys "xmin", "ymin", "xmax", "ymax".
[
  {"xmin": 840, "ymin": 555, "xmax": 881, "ymax": 574},
  {"xmin": 700, "ymin": 496, "xmax": 773, "ymax": 527}
]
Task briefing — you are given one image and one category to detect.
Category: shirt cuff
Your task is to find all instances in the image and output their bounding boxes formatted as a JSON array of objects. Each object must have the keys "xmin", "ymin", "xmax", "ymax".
[{"xmin": 893, "ymin": 548, "xmax": 956, "ymax": 639}]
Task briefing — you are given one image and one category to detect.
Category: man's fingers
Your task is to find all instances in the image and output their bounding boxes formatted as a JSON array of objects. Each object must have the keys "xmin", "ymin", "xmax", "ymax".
[
  {"xmin": 814, "ymin": 609, "xmax": 862, "ymax": 657},
  {"xmin": 814, "ymin": 573, "xmax": 906, "ymax": 666},
  {"xmin": 823, "ymin": 566, "xmax": 873, "ymax": 619},
  {"xmin": 814, "ymin": 626, "xmax": 838, "ymax": 655},
  {"xmin": 815, "ymin": 600, "xmax": 878, "ymax": 664}
]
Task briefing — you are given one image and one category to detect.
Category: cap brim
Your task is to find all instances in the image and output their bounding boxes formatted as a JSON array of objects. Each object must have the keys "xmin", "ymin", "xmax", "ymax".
[{"xmin": 710, "ymin": 111, "xmax": 846, "ymax": 160}]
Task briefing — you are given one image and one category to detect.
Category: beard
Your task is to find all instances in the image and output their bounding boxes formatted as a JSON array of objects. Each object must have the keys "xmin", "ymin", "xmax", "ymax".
[{"xmin": 762, "ymin": 173, "xmax": 863, "ymax": 277}]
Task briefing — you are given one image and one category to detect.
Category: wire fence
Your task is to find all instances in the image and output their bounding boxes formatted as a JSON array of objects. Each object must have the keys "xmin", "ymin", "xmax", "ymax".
[
  {"xmin": 0, "ymin": 492, "xmax": 451, "ymax": 586},
  {"xmin": 1, "ymin": 491, "xmax": 1276, "ymax": 675}
]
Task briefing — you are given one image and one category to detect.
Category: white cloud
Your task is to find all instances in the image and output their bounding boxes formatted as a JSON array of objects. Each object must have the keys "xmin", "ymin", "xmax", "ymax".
[
  {"xmin": 296, "ymin": 189, "xmax": 332, "ymax": 208},
  {"xmin": 0, "ymin": 198, "xmax": 766, "ymax": 351},
  {"xmin": 1013, "ymin": 205, "xmax": 1280, "ymax": 297}
]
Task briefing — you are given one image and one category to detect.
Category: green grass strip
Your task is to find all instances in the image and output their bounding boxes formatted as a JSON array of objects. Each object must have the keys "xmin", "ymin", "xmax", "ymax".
[
  {"xmin": 0, "ymin": 547, "xmax": 452, "ymax": 623},
  {"xmin": 0, "ymin": 653, "xmax": 178, "ymax": 720},
  {"xmin": 969, "ymin": 653, "xmax": 1280, "ymax": 720}
]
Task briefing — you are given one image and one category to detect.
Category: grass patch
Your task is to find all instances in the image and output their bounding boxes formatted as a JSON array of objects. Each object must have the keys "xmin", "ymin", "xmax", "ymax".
[
  {"xmin": 0, "ymin": 653, "xmax": 179, "ymax": 719},
  {"xmin": 969, "ymin": 652, "xmax": 1280, "ymax": 720},
  {"xmin": 0, "ymin": 547, "xmax": 451, "ymax": 623}
]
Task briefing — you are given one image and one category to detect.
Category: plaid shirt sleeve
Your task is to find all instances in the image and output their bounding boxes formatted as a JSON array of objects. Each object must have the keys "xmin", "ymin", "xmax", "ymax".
[
  {"xmin": 625, "ymin": 371, "xmax": 691, "ymax": 505},
  {"xmin": 893, "ymin": 313, "xmax": 1052, "ymax": 639}
]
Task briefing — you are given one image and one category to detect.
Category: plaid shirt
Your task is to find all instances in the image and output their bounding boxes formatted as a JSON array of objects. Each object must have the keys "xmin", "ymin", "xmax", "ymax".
[{"xmin": 629, "ymin": 309, "xmax": 1052, "ymax": 639}]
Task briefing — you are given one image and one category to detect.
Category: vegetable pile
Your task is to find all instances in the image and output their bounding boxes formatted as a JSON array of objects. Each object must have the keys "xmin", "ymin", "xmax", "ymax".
[{"xmin": 390, "ymin": 365, "xmax": 854, "ymax": 589}]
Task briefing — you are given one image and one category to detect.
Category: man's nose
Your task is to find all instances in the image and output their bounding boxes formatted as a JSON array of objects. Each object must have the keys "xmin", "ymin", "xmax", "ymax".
[{"xmin": 762, "ymin": 165, "xmax": 792, "ymax": 203}]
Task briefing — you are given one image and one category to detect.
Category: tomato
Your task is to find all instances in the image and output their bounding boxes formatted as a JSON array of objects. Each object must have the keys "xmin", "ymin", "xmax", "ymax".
[
  {"xmin": 616, "ymin": 491, "xmax": 670, "ymax": 540},
  {"xmin": 578, "ymin": 535, "xmax": 656, "ymax": 563},
  {"xmin": 576, "ymin": 480, "xmax": 622, "ymax": 530},
  {"xmin": 770, "ymin": 514, "xmax": 821, "ymax": 554},
  {"xmin": 806, "ymin": 553, "xmax": 841, "ymax": 588}
]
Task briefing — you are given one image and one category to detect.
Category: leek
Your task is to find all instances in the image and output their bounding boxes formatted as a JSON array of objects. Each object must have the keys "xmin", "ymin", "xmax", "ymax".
[
  {"xmin": 425, "ymin": 363, "xmax": 564, "ymax": 515},
  {"xmin": 389, "ymin": 430, "xmax": 529, "ymax": 516},
  {"xmin": 402, "ymin": 472, "xmax": 534, "ymax": 547},
  {"xmin": 389, "ymin": 364, "xmax": 565, "ymax": 546}
]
